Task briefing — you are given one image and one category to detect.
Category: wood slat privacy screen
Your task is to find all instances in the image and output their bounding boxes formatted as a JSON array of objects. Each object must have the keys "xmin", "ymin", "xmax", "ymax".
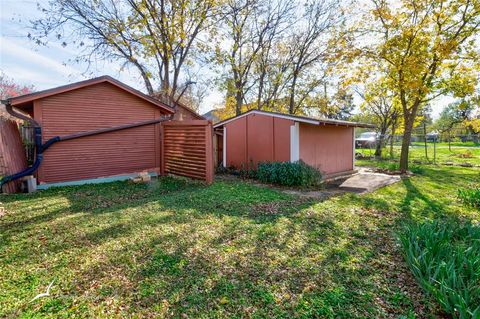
[
  {"xmin": 0, "ymin": 118, "xmax": 27, "ymax": 193},
  {"xmin": 161, "ymin": 120, "xmax": 214, "ymax": 184}
]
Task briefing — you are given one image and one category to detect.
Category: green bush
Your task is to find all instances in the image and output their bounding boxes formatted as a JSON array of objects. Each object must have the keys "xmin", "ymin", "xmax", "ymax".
[
  {"xmin": 238, "ymin": 161, "xmax": 257, "ymax": 179},
  {"xmin": 458, "ymin": 186, "xmax": 480, "ymax": 209},
  {"xmin": 375, "ymin": 161, "xmax": 424, "ymax": 174},
  {"xmin": 399, "ymin": 221, "xmax": 480, "ymax": 318},
  {"xmin": 256, "ymin": 161, "xmax": 322, "ymax": 187},
  {"xmin": 377, "ymin": 161, "xmax": 399, "ymax": 171},
  {"xmin": 409, "ymin": 164, "xmax": 425, "ymax": 175}
]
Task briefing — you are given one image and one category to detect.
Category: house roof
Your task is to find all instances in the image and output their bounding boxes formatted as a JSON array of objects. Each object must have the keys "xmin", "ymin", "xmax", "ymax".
[
  {"xmin": 176, "ymin": 102, "xmax": 205, "ymax": 120},
  {"xmin": 202, "ymin": 109, "xmax": 221, "ymax": 123},
  {"xmin": 213, "ymin": 110, "xmax": 375, "ymax": 128},
  {"xmin": 3, "ymin": 76, "xmax": 175, "ymax": 113},
  {"xmin": 149, "ymin": 92, "xmax": 205, "ymax": 120}
]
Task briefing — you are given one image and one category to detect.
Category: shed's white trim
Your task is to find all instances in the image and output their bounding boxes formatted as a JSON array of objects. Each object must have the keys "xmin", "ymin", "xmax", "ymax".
[
  {"xmin": 223, "ymin": 126, "xmax": 227, "ymax": 167},
  {"xmin": 290, "ymin": 122, "xmax": 300, "ymax": 162},
  {"xmin": 352, "ymin": 127, "xmax": 356, "ymax": 169},
  {"xmin": 214, "ymin": 110, "xmax": 319, "ymax": 128}
]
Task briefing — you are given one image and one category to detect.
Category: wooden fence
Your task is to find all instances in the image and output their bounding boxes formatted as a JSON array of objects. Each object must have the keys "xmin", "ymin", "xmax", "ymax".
[
  {"xmin": 0, "ymin": 118, "xmax": 27, "ymax": 193},
  {"xmin": 19, "ymin": 125, "xmax": 35, "ymax": 165},
  {"xmin": 161, "ymin": 120, "xmax": 214, "ymax": 184}
]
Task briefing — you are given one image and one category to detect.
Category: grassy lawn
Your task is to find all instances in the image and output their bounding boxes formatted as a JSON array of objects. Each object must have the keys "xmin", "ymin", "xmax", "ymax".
[
  {"xmin": 357, "ymin": 143, "xmax": 480, "ymax": 166},
  {"xmin": 1, "ymin": 166, "xmax": 479, "ymax": 318}
]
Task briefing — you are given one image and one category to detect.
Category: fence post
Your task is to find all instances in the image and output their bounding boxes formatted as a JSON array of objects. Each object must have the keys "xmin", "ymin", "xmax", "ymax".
[
  {"xmin": 160, "ymin": 123, "xmax": 165, "ymax": 176},
  {"xmin": 205, "ymin": 122, "xmax": 214, "ymax": 184}
]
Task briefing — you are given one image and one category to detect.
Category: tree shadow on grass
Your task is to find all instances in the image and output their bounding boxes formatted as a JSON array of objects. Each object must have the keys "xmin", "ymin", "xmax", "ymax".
[
  {"xmin": 400, "ymin": 178, "xmax": 447, "ymax": 219},
  {"xmin": 1, "ymin": 173, "xmax": 447, "ymax": 318},
  {"xmin": 0, "ymin": 176, "xmax": 301, "ymax": 272},
  {"xmin": 0, "ymin": 177, "xmax": 203, "ymax": 236},
  {"xmin": 419, "ymin": 165, "xmax": 479, "ymax": 184}
]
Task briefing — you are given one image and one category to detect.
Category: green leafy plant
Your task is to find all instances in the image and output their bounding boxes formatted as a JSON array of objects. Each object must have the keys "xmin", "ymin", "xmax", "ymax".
[
  {"xmin": 256, "ymin": 161, "xmax": 322, "ymax": 187},
  {"xmin": 238, "ymin": 161, "xmax": 257, "ymax": 179},
  {"xmin": 376, "ymin": 161, "xmax": 399, "ymax": 171},
  {"xmin": 375, "ymin": 161, "xmax": 424, "ymax": 174},
  {"xmin": 399, "ymin": 221, "xmax": 480, "ymax": 318},
  {"xmin": 409, "ymin": 165, "xmax": 425, "ymax": 175},
  {"xmin": 458, "ymin": 186, "xmax": 480, "ymax": 209}
]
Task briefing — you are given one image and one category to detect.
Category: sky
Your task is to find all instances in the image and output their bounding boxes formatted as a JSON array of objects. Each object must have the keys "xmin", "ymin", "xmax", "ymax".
[
  {"xmin": 0, "ymin": 0, "xmax": 224, "ymax": 115},
  {"xmin": 0, "ymin": 0, "xmax": 453, "ymax": 118}
]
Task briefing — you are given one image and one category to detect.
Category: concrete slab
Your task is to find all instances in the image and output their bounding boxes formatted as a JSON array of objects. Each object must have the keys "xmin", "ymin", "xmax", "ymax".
[{"xmin": 339, "ymin": 169, "xmax": 401, "ymax": 194}]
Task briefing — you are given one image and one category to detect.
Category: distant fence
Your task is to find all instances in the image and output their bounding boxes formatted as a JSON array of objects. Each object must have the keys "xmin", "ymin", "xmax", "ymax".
[
  {"xmin": 0, "ymin": 118, "xmax": 27, "ymax": 193},
  {"xmin": 355, "ymin": 132, "xmax": 480, "ymax": 166},
  {"xmin": 161, "ymin": 120, "xmax": 214, "ymax": 184}
]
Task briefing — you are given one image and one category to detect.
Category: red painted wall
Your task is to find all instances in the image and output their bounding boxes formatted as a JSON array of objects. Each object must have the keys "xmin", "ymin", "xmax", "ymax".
[
  {"xmin": 299, "ymin": 123, "xmax": 354, "ymax": 175},
  {"xmin": 226, "ymin": 116, "xmax": 247, "ymax": 167},
  {"xmin": 34, "ymin": 82, "xmax": 170, "ymax": 183},
  {"xmin": 225, "ymin": 113, "xmax": 292, "ymax": 169},
  {"xmin": 0, "ymin": 118, "xmax": 27, "ymax": 192},
  {"xmin": 162, "ymin": 120, "xmax": 214, "ymax": 184},
  {"xmin": 223, "ymin": 113, "xmax": 354, "ymax": 176}
]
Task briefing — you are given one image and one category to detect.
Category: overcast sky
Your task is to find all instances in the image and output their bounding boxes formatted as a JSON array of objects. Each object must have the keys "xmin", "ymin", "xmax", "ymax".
[{"xmin": 0, "ymin": 0, "xmax": 453, "ymax": 118}]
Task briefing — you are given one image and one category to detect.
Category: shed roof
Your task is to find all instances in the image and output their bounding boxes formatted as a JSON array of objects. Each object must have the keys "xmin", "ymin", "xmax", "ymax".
[
  {"xmin": 213, "ymin": 110, "xmax": 374, "ymax": 128},
  {"xmin": 4, "ymin": 76, "xmax": 174, "ymax": 113}
]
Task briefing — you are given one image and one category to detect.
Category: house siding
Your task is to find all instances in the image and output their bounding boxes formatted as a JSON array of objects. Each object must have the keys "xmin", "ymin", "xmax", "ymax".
[
  {"xmin": 299, "ymin": 123, "xmax": 354, "ymax": 175},
  {"xmin": 224, "ymin": 113, "xmax": 292, "ymax": 169},
  {"xmin": 35, "ymin": 82, "xmax": 168, "ymax": 183}
]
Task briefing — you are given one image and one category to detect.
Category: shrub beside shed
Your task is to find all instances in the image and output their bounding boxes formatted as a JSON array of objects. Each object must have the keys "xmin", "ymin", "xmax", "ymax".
[{"xmin": 214, "ymin": 110, "xmax": 373, "ymax": 178}]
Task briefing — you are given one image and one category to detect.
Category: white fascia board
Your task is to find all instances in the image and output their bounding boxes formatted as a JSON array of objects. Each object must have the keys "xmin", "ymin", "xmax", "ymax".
[
  {"xmin": 223, "ymin": 126, "xmax": 227, "ymax": 167},
  {"xmin": 352, "ymin": 127, "xmax": 356, "ymax": 169},
  {"xmin": 213, "ymin": 110, "xmax": 319, "ymax": 128}
]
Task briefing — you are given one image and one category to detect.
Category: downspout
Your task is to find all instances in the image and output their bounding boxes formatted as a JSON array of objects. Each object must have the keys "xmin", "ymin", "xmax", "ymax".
[
  {"xmin": 0, "ymin": 102, "xmax": 46, "ymax": 192},
  {"xmin": 0, "ymin": 100, "xmax": 172, "ymax": 192}
]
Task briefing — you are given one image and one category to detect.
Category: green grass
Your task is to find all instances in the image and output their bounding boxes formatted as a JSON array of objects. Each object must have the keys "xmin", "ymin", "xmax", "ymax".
[
  {"xmin": 399, "ymin": 221, "xmax": 480, "ymax": 318},
  {"xmin": 357, "ymin": 143, "xmax": 480, "ymax": 166},
  {"xmin": 458, "ymin": 186, "xmax": 480, "ymax": 209},
  {"xmin": 1, "ymin": 167, "xmax": 479, "ymax": 318}
]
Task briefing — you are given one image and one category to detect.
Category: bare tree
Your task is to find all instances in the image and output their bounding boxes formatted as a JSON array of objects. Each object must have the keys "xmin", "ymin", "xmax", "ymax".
[
  {"xmin": 252, "ymin": 1, "xmax": 295, "ymax": 110},
  {"xmin": 31, "ymin": 0, "xmax": 217, "ymax": 103},
  {"xmin": 286, "ymin": 0, "xmax": 339, "ymax": 114},
  {"xmin": 218, "ymin": 0, "xmax": 293, "ymax": 115}
]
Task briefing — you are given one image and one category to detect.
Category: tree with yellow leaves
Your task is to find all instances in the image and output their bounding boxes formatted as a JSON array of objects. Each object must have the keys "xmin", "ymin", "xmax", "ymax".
[{"xmin": 360, "ymin": 0, "xmax": 480, "ymax": 172}]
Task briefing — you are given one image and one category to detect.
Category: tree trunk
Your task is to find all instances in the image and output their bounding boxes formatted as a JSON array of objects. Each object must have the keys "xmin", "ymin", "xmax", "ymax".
[
  {"xmin": 423, "ymin": 121, "xmax": 429, "ymax": 162},
  {"xmin": 132, "ymin": 61, "xmax": 154, "ymax": 95},
  {"xmin": 448, "ymin": 132, "xmax": 451, "ymax": 151},
  {"xmin": 235, "ymin": 90, "xmax": 243, "ymax": 116},
  {"xmin": 257, "ymin": 72, "xmax": 265, "ymax": 110},
  {"xmin": 374, "ymin": 127, "xmax": 387, "ymax": 158},
  {"xmin": 288, "ymin": 73, "xmax": 298, "ymax": 114},
  {"xmin": 390, "ymin": 122, "xmax": 396, "ymax": 159},
  {"xmin": 162, "ymin": 61, "xmax": 170, "ymax": 96},
  {"xmin": 399, "ymin": 119, "xmax": 413, "ymax": 173}
]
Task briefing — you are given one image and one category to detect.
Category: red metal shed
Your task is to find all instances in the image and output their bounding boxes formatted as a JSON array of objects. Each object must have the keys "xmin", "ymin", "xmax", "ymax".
[
  {"xmin": 6, "ymin": 76, "xmax": 176, "ymax": 185},
  {"xmin": 214, "ymin": 110, "xmax": 373, "ymax": 178}
]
